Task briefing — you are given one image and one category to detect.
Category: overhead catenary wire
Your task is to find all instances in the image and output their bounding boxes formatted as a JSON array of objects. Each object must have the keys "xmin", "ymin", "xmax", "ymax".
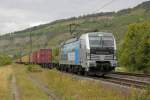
[
  {"xmin": 69, "ymin": 0, "xmax": 119, "ymax": 36},
  {"xmin": 94, "ymin": 0, "xmax": 118, "ymax": 13}
]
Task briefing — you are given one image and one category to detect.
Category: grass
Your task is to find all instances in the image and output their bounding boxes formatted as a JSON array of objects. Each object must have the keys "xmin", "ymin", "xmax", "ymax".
[
  {"xmin": 0, "ymin": 54, "xmax": 12, "ymax": 66},
  {"xmin": 26, "ymin": 64, "xmax": 42, "ymax": 72},
  {"xmin": 30, "ymin": 67, "xmax": 150, "ymax": 100},
  {"xmin": 12, "ymin": 64, "xmax": 51, "ymax": 100},
  {"xmin": 0, "ymin": 64, "xmax": 149, "ymax": 100},
  {"xmin": 115, "ymin": 66, "xmax": 149, "ymax": 74},
  {"xmin": 0, "ymin": 65, "xmax": 12, "ymax": 100}
]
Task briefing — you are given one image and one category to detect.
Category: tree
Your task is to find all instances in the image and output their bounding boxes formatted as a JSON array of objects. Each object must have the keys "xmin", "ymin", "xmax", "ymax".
[
  {"xmin": 0, "ymin": 54, "xmax": 12, "ymax": 66},
  {"xmin": 119, "ymin": 22, "xmax": 150, "ymax": 73}
]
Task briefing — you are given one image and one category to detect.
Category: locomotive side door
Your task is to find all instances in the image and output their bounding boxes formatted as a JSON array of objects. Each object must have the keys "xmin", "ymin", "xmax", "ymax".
[{"xmin": 79, "ymin": 39, "xmax": 87, "ymax": 67}]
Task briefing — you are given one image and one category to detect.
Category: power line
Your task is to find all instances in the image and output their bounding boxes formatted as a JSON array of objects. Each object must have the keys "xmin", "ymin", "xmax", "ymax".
[
  {"xmin": 29, "ymin": 29, "xmax": 33, "ymax": 63},
  {"xmin": 69, "ymin": 0, "xmax": 118, "ymax": 35},
  {"xmin": 94, "ymin": 0, "xmax": 118, "ymax": 13}
]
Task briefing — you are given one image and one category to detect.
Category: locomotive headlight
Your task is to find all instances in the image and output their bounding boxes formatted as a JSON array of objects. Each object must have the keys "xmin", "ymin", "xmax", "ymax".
[{"xmin": 110, "ymin": 60, "xmax": 117, "ymax": 67}]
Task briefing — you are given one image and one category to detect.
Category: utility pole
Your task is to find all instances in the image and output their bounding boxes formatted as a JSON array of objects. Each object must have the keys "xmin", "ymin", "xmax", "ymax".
[
  {"xmin": 19, "ymin": 47, "xmax": 22, "ymax": 62},
  {"xmin": 10, "ymin": 32, "xmax": 15, "ymax": 60},
  {"xmin": 0, "ymin": 34, "xmax": 1, "ymax": 53},
  {"xmin": 29, "ymin": 29, "xmax": 32, "ymax": 63}
]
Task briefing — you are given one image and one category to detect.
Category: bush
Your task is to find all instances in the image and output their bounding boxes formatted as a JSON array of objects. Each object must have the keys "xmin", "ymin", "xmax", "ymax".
[
  {"xmin": 52, "ymin": 48, "xmax": 59, "ymax": 62},
  {"xmin": 27, "ymin": 65, "xmax": 32, "ymax": 72},
  {"xmin": 0, "ymin": 54, "xmax": 12, "ymax": 66},
  {"xmin": 118, "ymin": 22, "xmax": 150, "ymax": 73},
  {"xmin": 130, "ymin": 87, "xmax": 150, "ymax": 100},
  {"xmin": 26, "ymin": 65, "xmax": 42, "ymax": 72}
]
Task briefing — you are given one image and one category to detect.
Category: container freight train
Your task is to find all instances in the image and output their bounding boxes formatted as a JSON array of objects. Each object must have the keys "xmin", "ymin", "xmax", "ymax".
[
  {"xmin": 18, "ymin": 49, "xmax": 55, "ymax": 68},
  {"xmin": 58, "ymin": 32, "xmax": 117, "ymax": 75},
  {"xmin": 18, "ymin": 32, "xmax": 117, "ymax": 75}
]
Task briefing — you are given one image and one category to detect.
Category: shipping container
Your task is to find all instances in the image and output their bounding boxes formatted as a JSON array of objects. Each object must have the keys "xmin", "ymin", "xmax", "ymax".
[
  {"xmin": 21, "ymin": 55, "xmax": 30, "ymax": 63},
  {"xmin": 37, "ymin": 49, "xmax": 52, "ymax": 64}
]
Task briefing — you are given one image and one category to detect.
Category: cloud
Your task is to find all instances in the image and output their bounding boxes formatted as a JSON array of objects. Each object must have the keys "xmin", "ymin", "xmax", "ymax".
[{"xmin": 0, "ymin": 0, "xmax": 149, "ymax": 34}]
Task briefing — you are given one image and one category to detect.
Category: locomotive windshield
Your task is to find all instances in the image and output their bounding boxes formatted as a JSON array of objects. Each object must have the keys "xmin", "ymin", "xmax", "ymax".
[
  {"xmin": 89, "ymin": 36, "xmax": 102, "ymax": 47},
  {"xmin": 89, "ymin": 36, "xmax": 114, "ymax": 48},
  {"xmin": 102, "ymin": 36, "xmax": 114, "ymax": 47}
]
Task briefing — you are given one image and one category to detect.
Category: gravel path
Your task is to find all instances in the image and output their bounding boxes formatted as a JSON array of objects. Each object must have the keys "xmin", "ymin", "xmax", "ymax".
[
  {"xmin": 11, "ymin": 76, "xmax": 20, "ymax": 100},
  {"xmin": 28, "ymin": 74, "xmax": 61, "ymax": 100}
]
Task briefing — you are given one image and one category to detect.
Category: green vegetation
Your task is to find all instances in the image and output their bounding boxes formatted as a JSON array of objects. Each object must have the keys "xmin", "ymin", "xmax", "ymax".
[
  {"xmin": 30, "ymin": 68, "xmax": 150, "ymax": 100},
  {"xmin": 31, "ymin": 69, "xmax": 124, "ymax": 100},
  {"xmin": 0, "ymin": 64, "xmax": 150, "ymax": 100},
  {"xmin": 130, "ymin": 90, "xmax": 150, "ymax": 100},
  {"xmin": 119, "ymin": 22, "xmax": 150, "ymax": 73},
  {"xmin": 0, "ymin": 66, "xmax": 12, "ymax": 100},
  {"xmin": 0, "ymin": 1, "xmax": 150, "ymax": 73},
  {"xmin": 0, "ymin": 54, "xmax": 12, "ymax": 66},
  {"xmin": 0, "ymin": 1, "xmax": 150, "ymax": 57},
  {"xmin": 52, "ymin": 48, "xmax": 59, "ymax": 62},
  {"xmin": 13, "ymin": 64, "xmax": 50, "ymax": 100},
  {"xmin": 26, "ymin": 64, "xmax": 42, "ymax": 72}
]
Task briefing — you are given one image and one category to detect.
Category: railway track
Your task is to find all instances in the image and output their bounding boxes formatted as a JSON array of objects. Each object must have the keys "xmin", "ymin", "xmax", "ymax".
[
  {"xmin": 57, "ymin": 70, "xmax": 150, "ymax": 89},
  {"xmin": 111, "ymin": 72, "xmax": 150, "ymax": 77},
  {"xmin": 41, "ymin": 64, "xmax": 150, "ymax": 89},
  {"xmin": 99, "ymin": 72, "xmax": 150, "ymax": 89},
  {"xmin": 18, "ymin": 63, "xmax": 150, "ymax": 89}
]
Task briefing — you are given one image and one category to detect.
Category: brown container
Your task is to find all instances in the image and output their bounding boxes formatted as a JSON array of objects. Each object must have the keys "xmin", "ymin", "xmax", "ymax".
[{"xmin": 37, "ymin": 49, "xmax": 52, "ymax": 64}]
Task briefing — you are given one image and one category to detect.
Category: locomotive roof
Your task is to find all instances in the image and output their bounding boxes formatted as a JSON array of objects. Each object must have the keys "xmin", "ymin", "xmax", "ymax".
[
  {"xmin": 87, "ymin": 32, "xmax": 114, "ymax": 36},
  {"xmin": 60, "ymin": 32, "xmax": 114, "ymax": 46}
]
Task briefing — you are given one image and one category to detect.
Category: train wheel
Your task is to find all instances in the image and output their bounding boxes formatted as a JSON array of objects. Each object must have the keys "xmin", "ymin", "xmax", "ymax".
[
  {"xmin": 65, "ymin": 67, "xmax": 68, "ymax": 72},
  {"xmin": 77, "ymin": 70, "xmax": 81, "ymax": 75},
  {"xmin": 84, "ymin": 71, "xmax": 89, "ymax": 76},
  {"xmin": 68, "ymin": 68, "xmax": 72, "ymax": 73},
  {"xmin": 81, "ymin": 70, "xmax": 85, "ymax": 75},
  {"xmin": 77, "ymin": 68, "xmax": 83, "ymax": 75}
]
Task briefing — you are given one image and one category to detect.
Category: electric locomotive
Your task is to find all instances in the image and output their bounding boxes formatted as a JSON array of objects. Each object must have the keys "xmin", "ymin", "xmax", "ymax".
[{"xmin": 59, "ymin": 32, "xmax": 117, "ymax": 75}]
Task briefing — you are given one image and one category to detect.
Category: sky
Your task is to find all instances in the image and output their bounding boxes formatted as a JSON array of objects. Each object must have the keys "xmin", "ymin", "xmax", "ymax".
[{"xmin": 0, "ymin": 0, "xmax": 149, "ymax": 34}]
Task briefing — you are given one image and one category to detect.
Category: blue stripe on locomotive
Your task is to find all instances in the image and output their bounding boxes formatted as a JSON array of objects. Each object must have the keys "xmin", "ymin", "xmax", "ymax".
[
  {"xmin": 60, "ymin": 39, "xmax": 80, "ymax": 65},
  {"xmin": 74, "ymin": 48, "xmax": 78, "ymax": 64}
]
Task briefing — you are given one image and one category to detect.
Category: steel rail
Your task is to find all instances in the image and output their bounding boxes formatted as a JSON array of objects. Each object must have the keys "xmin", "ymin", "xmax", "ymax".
[{"xmin": 111, "ymin": 72, "xmax": 150, "ymax": 77}]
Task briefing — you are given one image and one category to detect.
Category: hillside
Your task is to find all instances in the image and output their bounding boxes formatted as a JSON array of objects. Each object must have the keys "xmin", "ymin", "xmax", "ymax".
[{"xmin": 0, "ymin": 1, "xmax": 150, "ymax": 58}]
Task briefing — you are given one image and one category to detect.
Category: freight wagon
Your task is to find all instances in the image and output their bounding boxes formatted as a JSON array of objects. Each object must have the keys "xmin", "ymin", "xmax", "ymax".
[
  {"xmin": 36, "ymin": 49, "xmax": 52, "ymax": 64},
  {"xmin": 17, "ymin": 49, "xmax": 53, "ymax": 67}
]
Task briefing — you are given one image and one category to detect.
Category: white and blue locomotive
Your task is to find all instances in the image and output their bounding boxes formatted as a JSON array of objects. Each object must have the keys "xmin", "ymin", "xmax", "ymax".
[{"xmin": 59, "ymin": 32, "xmax": 117, "ymax": 75}]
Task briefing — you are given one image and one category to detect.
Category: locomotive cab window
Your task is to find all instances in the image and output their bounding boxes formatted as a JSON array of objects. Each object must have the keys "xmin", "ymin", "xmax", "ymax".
[
  {"xmin": 102, "ymin": 36, "xmax": 114, "ymax": 48},
  {"xmin": 89, "ymin": 35, "xmax": 114, "ymax": 48},
  {"xmin": 89, "ymin": 36, "xmax": 102, "ymax": 48}
]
